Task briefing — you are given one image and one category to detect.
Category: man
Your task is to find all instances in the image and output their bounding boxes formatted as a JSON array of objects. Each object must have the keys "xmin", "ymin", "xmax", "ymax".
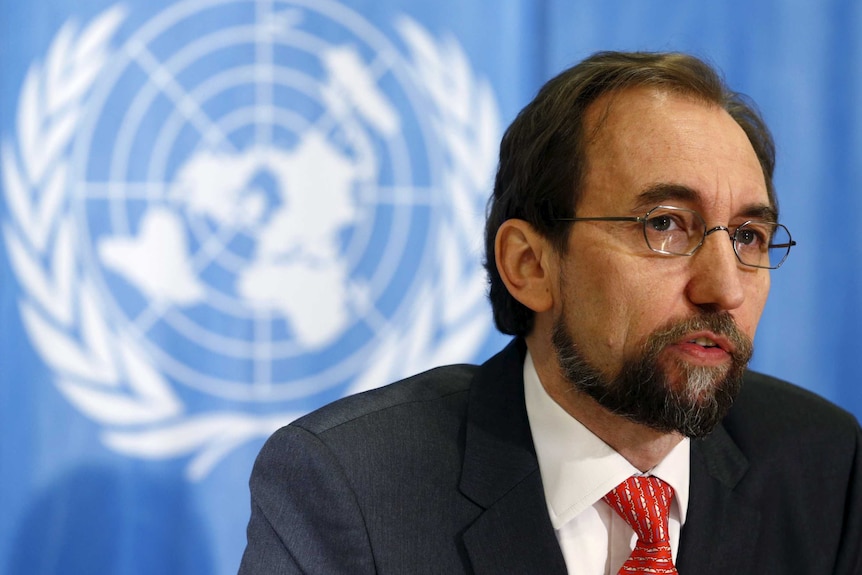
[{"xmin": 238, "ymin": 52, "xmax": 862, "ymax": 574}]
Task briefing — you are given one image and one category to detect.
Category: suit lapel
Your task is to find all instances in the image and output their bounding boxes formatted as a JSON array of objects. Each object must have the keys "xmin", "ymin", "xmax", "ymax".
[
  {"xmin": 677, "ymin": 424, "xmax": 760, "ymax": 574},
  {"xmin": 457, "ymin": 340, "xmax": 762, "ymax": 574},
  {"xmin": 459, "ymin": 340, "xmax": 568, "ymax": 575}
]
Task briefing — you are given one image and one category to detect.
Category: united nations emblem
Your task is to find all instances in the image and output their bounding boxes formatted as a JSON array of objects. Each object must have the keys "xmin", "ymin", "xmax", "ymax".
[{"xmin": 2, "ymin": 0, "xmax": 501, "ymax": 479}]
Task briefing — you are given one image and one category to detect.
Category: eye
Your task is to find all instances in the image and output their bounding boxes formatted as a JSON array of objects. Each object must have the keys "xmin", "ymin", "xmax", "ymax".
[
  {"xmin": 646, "ymin": 213, "xmax": 684, "ymax": 233},
  {"xmin": 735, "ymin": 224, "xmax": 769, "ymax": 248},
  {"xmin": 641, "ymin": 207, "xmax": 702, "ymax": 256},
  {"xmin": 736, "ymin": 229, "xmax": 757, "ymax": 246}
]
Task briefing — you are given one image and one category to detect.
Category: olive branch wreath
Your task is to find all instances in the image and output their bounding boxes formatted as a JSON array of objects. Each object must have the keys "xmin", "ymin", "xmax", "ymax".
[{"xmin": 1, "ymin": 4, "xmax": 499, "ymax": 480}]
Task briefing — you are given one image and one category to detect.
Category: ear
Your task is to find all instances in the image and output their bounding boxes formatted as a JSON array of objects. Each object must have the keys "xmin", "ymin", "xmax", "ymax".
[{"xmin": 494, "ymin": 219, "xmax": 555, "ymax": 313}]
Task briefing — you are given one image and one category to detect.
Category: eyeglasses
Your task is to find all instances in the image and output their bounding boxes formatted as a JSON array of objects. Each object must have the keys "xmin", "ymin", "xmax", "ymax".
[{"xmin": 557, "ymin": 205, "xmax": 796, "ymax": 269}]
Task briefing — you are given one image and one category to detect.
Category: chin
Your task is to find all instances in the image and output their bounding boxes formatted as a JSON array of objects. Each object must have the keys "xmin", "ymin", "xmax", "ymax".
[{"xmin": 664, "ymin": 358, "xmax": 730, "ymax": 400}]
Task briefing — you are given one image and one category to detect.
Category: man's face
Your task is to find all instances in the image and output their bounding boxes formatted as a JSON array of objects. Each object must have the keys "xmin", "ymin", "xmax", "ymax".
[{"xmin": 551, "ymin": 87, "xmax": 771, "ymax": 436}]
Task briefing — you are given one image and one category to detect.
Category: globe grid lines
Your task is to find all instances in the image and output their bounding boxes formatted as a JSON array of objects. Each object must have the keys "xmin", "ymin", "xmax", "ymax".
[{"xmin": 69, "ymin": 0, "xmax": 445, "ymax": 401}]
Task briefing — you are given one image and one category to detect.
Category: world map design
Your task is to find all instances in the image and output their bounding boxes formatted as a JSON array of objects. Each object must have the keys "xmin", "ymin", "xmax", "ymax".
[
  {"xmin": 2, "ymin": 0, "xmax": 501, "ymax": 476},
  {"xmin": 99, "ymin": 130, "xmax": 362, "ymax": 350}
]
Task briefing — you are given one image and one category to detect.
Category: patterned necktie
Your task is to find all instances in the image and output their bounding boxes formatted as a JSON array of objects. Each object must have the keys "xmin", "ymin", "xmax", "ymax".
[{"xmin": 602, "ymin": 475, "xmax": 679, "ymax": 575}]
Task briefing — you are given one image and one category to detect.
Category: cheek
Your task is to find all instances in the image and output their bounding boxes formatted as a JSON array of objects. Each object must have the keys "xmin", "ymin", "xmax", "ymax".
[
  {"xmin": 740, "ymin": 275, "xmax": 770, "ymax": 338},
  {"xmin": 620, "ymin": 288, "xmax": 674, "ymax": 346},
  {"xmin": 562, "ymin": 260, "xmax": 643, "ymax": 360}
]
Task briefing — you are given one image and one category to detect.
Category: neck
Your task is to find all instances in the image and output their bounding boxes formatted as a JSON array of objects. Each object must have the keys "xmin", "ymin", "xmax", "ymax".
[
  {"xmin": 566, "ymin": 396, "xmax": 684, "ymax": 472},
  {"xmin": 527, "ymin": 336, "xmax": 683, "ymax": 472}
]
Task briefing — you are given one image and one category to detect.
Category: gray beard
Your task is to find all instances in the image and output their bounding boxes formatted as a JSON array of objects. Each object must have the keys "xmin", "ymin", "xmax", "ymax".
[{"xmin": 551, "ymin": 310, "xmax": 753, "ymax": 438}]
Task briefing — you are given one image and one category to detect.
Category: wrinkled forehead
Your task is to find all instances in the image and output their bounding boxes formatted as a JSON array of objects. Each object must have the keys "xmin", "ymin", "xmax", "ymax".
[{"xmin": 578, "ymin": 87, "xmax": 771, "ymax": 217}]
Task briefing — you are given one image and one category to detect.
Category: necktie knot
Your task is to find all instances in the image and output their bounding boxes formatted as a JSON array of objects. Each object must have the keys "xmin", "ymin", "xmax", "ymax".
[{"xmin": 603, "ymin": 475, "xmax": 678, "ymax": 575}]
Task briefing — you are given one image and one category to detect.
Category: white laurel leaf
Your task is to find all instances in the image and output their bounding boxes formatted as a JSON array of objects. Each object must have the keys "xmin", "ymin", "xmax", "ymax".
[
  {"xmin": 117, "ymin": 336, "xmax": 182, "ymax": 418},
  {"xmin": 350, "ymin": 331, "xmax": 402, "ymax": 394},
  {"xmin": 438, "ymin": 221, "xmax": 485, "ymax": 324},
  {"xmin": 60, "ymin": 63, "xmax": 106, "ymax": 113},
  {"xmin": 427, "ymin": 313, "xmax": 490, "ymax": 368},
  {"xmin": 49, "ymin": 218, "xmax": 75, "ymax": 324},
  {"xmin": 383, "ymin": 285, "xmax": 443, "ymax": 379},
  {"xmin": 473, "ymin": 82, "xmax": 501, "ymax": 183},
  {"xmin": 18, "ymin": 67, "xmax": 44, "ymax": 185},
  {"xmin": 436, "ymin": 117, "xmax": 471, "ymax": 170},
  {"xmin": 74, "ymin": 6, "xmax": 126, "ymax": 63},
  {"xmin": 20, "ymin": 301, "xmax": 113, "ymax": 382},
  {"xmin": 357, "ymin": 288, "xmax": 437, "ymax": 387},
  {"xmin": 66, "ymin": 9, "xmax": 126, "ymax": 107},
  {"xmin": 32, "ymin": 16, "xmax": 112, "ymax": 183},
  {"xmin": 32, "ymin": 155, "xmax": 68, "ymax": 251},
  {"xmin": 402, "ymin": 286, "xmax": 437, "ymax": 372},
  {"xmin": 78, "ymin": 281, "xmax": 119, "ymax": 386},
  {"xmin": 58, "ymin": 379, "xmax": 174, "ymax": 425},
  {"xmin": 106, "ymin": 416, "xmax": 228, "ymax": 457},
  {"xmin": 187, "ymin": 434, "xmax": 253, "ymax": 482},
  {"xmin": 37, "ymin": 109, "xmax": 80, "ymax": 186},
  {"xmin": 2, "ymin": 143, "xmax": 36, "ymax": 244},
  {"xmin": 440, "ymin": 169, "xmax": 478, "ymax": 244},
  {"xmin": 394, "ymin": 17, "xmax": 442, "ymax": 76},
  {"xmin": 4, "ymin": 224, "xmax": 74, "ymax": 326},
  {"xmin": 186, "ymin": 414, "xmax": 292, "ymax": 481},
  {"xmin": 16, "ymin": 61, "xmax": 66, "ymax": 190},
  {"xmin": 45, "ymin": 20, "xmax": 79, "ymax": 114},
  {"xmin": 45, "ymin": 293, "xmax": 178, "ymax": 425},
  {"xmin": 103, "ymin": 413, "xmax": 296, "ymax": 481},
  {"xmin": 439, "ymin": 38, "xmax": 471, "ymax": 123},
  {"xmin": 44, "ymin": 8, "xmax": 125, "ymax": 115}
]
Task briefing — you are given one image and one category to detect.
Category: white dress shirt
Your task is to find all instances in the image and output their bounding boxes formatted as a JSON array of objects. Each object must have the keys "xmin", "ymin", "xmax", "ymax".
[{"xmin": 523, "ymin": 352, "xmax": 690, "ymax": 575}]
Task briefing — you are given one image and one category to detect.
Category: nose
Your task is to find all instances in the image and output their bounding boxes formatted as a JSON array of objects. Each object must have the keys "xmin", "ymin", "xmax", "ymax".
[{"xmin": 685, "ymin": 227, "xmax": 746, "ymax": 311}]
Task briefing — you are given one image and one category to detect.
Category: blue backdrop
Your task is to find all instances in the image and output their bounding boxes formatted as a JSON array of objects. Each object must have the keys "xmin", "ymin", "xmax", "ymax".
[{"xmin": 1, "ymin": 1, "xmax": 859, "ymax": 574}]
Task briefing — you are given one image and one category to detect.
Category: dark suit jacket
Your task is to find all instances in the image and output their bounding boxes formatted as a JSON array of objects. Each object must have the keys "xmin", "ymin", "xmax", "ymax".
[{"xmin": 239, "ymin": 339, "xmax": 862, "ymax": 574}]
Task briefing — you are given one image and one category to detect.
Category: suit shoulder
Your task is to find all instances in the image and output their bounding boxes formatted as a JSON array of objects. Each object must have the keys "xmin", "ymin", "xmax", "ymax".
[
  {"xmin": 728, "ymin": 370, "xmax": 860, "ymax": 440},
  {"xmin": 290, "ymin": 363, "xmax": 477, "ymax": 435},
  {"xmin": 740, "ymin": 371, "xmax": 854, "ymax": 417}
]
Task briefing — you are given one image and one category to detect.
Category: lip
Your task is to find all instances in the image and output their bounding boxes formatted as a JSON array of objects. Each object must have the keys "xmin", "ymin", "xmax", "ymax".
[
  {"xmin": 679, "ymin": 331, "xmax": 734, "ymax": 353},
  {"xmin": 668, "ymin": 331, "xmax": 735, "ymax": 364}
]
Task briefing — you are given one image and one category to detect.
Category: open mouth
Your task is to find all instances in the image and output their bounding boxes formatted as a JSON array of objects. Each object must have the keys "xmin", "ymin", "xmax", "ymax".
[
  {"xmin": 672, "ymin": 332, "xmax": 735, "ymax": 363},
  {"xmin": 682, "ymin": 331, "xmax": 734, "ymax": 353},
  {"xmin": 689, "ymin": 337, "xmax": 720, "ymax": 349}
]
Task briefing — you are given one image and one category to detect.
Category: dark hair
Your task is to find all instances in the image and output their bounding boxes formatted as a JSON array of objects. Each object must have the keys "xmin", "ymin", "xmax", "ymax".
[{"xmin": 484, "ymin": 51, "xmax": 777, "ymax": 336}]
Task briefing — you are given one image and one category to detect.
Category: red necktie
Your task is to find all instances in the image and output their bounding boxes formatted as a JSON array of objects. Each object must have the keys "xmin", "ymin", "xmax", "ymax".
[{"xmin": 602, "ymin": 475, "xmax": 679, "ymax": 575}]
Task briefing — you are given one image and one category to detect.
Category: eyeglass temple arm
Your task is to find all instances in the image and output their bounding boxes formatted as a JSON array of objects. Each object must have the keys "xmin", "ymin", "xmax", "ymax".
[{"xmin": 769, "ymin": 241, "xmax": 797, "ymax": 249}]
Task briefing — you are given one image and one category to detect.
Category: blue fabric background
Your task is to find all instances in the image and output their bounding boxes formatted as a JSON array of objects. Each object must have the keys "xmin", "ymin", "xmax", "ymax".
[{"xmin": 1, "ymin": 1, "xmax": 859, "ymax": 573}]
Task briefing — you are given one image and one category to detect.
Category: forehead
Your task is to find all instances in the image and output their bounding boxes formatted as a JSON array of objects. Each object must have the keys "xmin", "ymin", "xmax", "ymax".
[{"xmin": 580, "ymin": 87, "xmax": 769, "ymax": 216}]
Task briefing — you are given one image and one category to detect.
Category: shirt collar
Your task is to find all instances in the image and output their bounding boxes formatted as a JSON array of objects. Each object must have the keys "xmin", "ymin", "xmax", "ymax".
[{"xmin": 523, "ymin": 351, "xmax": 690, "ymax": 529}]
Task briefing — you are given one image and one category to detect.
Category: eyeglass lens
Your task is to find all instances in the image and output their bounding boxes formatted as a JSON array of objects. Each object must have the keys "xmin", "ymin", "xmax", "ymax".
[{"xmin": 642, "ymin": 207, "xmax": 792, "ymax": 269}]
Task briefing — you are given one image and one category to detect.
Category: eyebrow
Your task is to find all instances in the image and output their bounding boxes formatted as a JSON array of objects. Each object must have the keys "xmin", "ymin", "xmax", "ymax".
[{"xmin": 636, "ymin": 183, "xmax": 778, "ymax": 222}]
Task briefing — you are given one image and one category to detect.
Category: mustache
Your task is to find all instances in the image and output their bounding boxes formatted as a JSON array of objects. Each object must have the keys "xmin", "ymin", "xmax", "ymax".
[
  {"xmin": 643, "ymin": 310, "xmax": 753, "ymax": 362},
  {"xmin": 552, "ymin": 308, "xmax": 753, "ymax": 438}
]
